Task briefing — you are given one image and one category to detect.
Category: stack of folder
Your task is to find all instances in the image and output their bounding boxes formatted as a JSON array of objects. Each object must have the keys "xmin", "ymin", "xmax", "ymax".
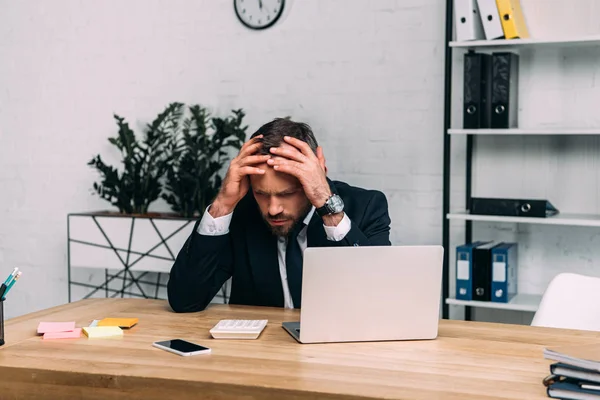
[
  {"xmin": 463, "ymin": 50, "xmax": 519, "ymax": 129},
  {"xmin": 543, "ymin": 343, "xmax": 600, "ymax": 399},
  {"xmin": 454, "ymin": 0, "xmax": 529, "ymax": 42},
  {"xmin": 455, "ymin": 241, "xmax": 518, "ymax": 303}
]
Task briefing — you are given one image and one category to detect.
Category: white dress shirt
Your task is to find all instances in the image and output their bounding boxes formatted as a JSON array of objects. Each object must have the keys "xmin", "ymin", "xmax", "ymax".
[{"xmin": 197, "ymin": 205, "xmax": 351, "ymax": 308}]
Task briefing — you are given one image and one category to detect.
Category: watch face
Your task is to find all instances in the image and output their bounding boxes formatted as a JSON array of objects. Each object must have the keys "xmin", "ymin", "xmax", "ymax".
[{"xmin": 328, "ymin": 195, "xmax": 344, "ymax": 213}]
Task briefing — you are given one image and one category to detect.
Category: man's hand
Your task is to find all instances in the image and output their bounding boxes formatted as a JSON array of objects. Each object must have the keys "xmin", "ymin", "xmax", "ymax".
[
  {"xmin": 210, "ymin": 135, "xmax": 270, "ymax": 218},
  {"xmin": 267, "ymin": 136, "xmax": 332, "ymax": 208}
]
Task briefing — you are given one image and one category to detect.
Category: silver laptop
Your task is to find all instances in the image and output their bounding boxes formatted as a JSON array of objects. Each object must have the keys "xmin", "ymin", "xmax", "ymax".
[{"xmin": 282, "ymin": 245, "xmax": 444, "ymax": 344}]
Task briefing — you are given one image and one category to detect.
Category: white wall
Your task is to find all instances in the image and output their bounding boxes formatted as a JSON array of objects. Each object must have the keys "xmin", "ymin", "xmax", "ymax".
[
  {"xmin": 4, "ymin": 0, "xmax": 596, "ymax": 325},
  {"xmin": 448, "ymin": 0, "xmax": 600, "ymax": 323},
  {"xmin": 0, "ymin": 0, "xmax": 447, "ymax": 318}
]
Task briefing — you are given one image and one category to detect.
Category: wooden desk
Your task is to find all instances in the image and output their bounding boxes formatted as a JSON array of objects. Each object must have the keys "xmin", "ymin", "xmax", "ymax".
[{"xmin": 0, "ymin": 299, "xmax": 598, "ymax": 399}]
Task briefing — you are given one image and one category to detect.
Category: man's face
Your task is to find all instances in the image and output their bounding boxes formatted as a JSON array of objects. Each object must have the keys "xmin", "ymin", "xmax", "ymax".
[{"xmin": 250, "ymin": 152, "xmax": 312, "ymax": 237}]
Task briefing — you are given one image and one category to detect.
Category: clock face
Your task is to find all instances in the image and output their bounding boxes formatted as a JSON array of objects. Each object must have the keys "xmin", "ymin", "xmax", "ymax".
[{"xmin": 234, "ymin": 0, "xmax": 285, "ymax": 30}]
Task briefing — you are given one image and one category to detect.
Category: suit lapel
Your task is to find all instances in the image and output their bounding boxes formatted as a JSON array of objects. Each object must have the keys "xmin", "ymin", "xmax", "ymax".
[{"xmin": 246, "ymin": 207, "xmax": 284, "ymax": 307}]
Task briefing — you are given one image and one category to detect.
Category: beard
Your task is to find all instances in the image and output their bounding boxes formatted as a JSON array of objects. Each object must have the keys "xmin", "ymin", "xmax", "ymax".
[{"xmin": 261, "ymin": 202, "xmax": 312, "ymax": 238}]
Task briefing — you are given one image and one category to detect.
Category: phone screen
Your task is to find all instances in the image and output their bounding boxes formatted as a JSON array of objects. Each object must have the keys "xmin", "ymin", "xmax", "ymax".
[{"xmin": 156, "ymin": 339, "xmax": 209, "ymax": 353}]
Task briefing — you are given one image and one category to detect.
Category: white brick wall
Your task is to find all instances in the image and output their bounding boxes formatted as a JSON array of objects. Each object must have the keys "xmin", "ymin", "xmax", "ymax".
[
  {"xmin": 2, "ymin": 0, "xmax": 597, "ymax": 326},
  {"xmin": 0, "ymin": 0, "xmax": 447, "ymax": 318}
]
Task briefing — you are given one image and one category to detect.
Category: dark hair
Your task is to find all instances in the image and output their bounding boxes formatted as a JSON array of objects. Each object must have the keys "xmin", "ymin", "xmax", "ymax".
[{"xmin": 250, "ymin": 118, "xmax": 318, "ymax": 155}]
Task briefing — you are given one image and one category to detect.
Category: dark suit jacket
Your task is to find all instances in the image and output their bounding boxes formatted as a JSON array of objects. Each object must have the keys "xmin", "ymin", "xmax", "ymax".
[{"xmin": 167, "ymin": 179, "xmax": 392, "ymax": 312}]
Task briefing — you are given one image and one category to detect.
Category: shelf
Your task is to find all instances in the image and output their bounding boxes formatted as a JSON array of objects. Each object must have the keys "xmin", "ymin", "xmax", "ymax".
[
  {"xmin": 447, "ymin": 211, "xmax": 600, "ymax": 227},
  {"xmin": 445, "ymin": 294, "xmax": 542, "ymax": 312},
  {"xmin": 449, "ymin": 36, "xmax": 600, "ymax": 49},
  {"xmin": 448, "ymin": 128, "xmax": 600, "ymax": 135}
]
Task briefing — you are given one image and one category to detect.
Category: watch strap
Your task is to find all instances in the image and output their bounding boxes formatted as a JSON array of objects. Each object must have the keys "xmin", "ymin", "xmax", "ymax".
[
  {"xmin": 316, "ymin": 199, "xmax": 333, "ymax": 217},
  {"xmin": 316, "ymin": 194, "xmax": 343, "ymax": 217}
]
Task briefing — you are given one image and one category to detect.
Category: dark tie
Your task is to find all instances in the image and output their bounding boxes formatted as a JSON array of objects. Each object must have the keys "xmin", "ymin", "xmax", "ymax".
[{"xmin": 286, "ymin": 225, "xmax": 304, "ymax": 308}]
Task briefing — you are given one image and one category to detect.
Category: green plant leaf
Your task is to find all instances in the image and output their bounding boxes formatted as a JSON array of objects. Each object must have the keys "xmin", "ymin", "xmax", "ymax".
[
  {"xmin": 161, "ymin": 105, "xmax": 247, "ymax": 218},
  {"xmin": 88, "ymin": 104, "xmax": 184, "ymax": 214}
]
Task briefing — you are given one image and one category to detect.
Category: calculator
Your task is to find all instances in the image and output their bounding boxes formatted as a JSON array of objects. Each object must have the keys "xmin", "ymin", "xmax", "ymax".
[{"xmin": 209, "ymin": 319, "xmax": 268, "ymax": 339}]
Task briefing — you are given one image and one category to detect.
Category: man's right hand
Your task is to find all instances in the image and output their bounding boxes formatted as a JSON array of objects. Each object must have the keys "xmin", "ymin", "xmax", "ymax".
[{"xmin": 209, "ymin": 135, "xmax": 269, "ymax": 218}]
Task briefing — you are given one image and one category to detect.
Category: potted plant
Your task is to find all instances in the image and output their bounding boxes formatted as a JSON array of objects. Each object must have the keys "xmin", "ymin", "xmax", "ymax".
[
  {"xmin": 162, "ymin": 105, "xmax": 247, "ymax": 218},
  {"xmin": 67, "ymin": 103, "xmax": 246, "ymax": 303}
]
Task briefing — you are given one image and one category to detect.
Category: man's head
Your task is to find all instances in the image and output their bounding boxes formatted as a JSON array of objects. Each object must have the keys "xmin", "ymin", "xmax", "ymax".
[
  {"xmin": 249, "ymin": 118, "xmax": 321, "ymax": 237},
  {"xmin": 250, "ymin": 118, "xmax": 319, "ymax": 156}
]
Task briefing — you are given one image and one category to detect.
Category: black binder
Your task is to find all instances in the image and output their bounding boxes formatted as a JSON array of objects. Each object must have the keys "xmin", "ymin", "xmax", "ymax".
[
  {"xmin": 472, "ymin": 242, "xmax": 499, "ymax": 302},
  {"xmin": 491, "ymin": 52, "xmax": 519, "ymax": 128},
  {"xmin": 470, "ymin": 197, "xmax": 559, "ymax": 218},
  {"xmin": 463, "ymin": 52, "xmax": 492, "ymax": 129}
]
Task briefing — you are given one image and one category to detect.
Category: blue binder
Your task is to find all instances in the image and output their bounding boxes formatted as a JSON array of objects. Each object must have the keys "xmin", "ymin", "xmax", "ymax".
[
  {"xmin": 490, "ymin": 242, "xmax": 518, "ymax": 303},
  {"xmin": 455, "ymin": 241, "xmax": 489, "ymax": 301}
]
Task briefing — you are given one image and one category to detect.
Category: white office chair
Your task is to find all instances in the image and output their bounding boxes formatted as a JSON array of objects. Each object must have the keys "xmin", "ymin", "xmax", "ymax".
[{"xmin": 531, "ymin": 272, "xmax": 600, "ymax": 331}]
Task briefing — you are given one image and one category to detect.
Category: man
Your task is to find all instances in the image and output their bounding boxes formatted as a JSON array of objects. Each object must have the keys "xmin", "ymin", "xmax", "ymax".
[{"xmin": 167, "ymin": 118, "xmax": 391, "ymax": 313}]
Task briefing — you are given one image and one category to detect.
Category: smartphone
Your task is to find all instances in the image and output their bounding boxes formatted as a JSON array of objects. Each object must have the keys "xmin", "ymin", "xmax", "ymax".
[{"xmin": 152, "ymin": 339, "xmax": 211, "ymax": 356}]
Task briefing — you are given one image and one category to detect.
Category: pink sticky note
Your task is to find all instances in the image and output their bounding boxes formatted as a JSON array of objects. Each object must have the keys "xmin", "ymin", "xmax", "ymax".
[
  {"xmin": 37, "ymin": 322, "xmax": 76, "ymax": 334},
  {"xmin": 43, "ymin": 328, "xmax": 82, "ymax": 340}
]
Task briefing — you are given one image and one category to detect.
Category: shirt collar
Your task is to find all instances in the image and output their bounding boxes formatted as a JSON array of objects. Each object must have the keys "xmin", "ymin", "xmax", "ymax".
[
  {"xmin": 303, "ymin": 206, "xmax": 316, "ymax": 226},
  {"xmin": 277, "ymin": 206, "xmax": 315, "ymax": 243}
]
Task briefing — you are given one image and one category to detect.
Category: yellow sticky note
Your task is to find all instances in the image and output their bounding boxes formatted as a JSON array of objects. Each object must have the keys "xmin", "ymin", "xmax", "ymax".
[
  {"xmin": 82, "ymin": 326, "xmax": 123, "ymax": 338},
  {"xmin": 97, "ymin": 317, "xmax": 138, "ymax": 328}
]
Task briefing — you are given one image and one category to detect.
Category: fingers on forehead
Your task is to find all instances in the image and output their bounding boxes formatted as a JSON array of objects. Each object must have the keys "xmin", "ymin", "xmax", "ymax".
[{"xmin": 274, "ymin": 142, "xmax": 297, "ymax": 152}]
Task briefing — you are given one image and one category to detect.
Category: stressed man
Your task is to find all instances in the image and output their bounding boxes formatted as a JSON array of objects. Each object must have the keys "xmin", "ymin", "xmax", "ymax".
[{"xmin": 167, "ymin": 118, "xmax": 391, "ymax": 312}]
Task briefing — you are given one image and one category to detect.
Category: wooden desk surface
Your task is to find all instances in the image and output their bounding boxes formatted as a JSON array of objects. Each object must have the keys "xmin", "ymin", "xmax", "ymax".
[{"xmin": 0, "ymin": 299, "xmax": 598, "ymax": 399}]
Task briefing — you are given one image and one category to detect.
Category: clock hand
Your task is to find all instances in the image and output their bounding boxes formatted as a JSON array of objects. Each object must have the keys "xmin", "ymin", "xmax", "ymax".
[{"xmin": 258, "ymin": 0, "xmax": 263, "ymax": 9}]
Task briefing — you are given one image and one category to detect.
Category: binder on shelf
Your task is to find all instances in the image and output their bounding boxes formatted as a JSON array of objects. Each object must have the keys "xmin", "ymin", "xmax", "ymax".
[
  {"xmin": 472, "ymin": 241, "xmax": 500, "ymax": 302},
  {"xmin": 476, "ymin": 0, "xmax": 504, "ymax": 40},
  {"xmin": 455, "ymin": 241, "xmax": 490, "ymax": 301},
  {"xmin": 469, "ymin": 197, "xmax": 559, "ymax": 218},
  {"xmin": 495, "ymin": 0, "xmax": 529, "ymax": 39},
  {"xmin": 491, "ymin": 243, "xmax": 518, "ymax": 303},
  {"xmin": 491, "ymin": 52, "xmax": 519, "ymax": 128},
  {"xmin": 463, "ymin": 52, "xmax": 492, "ymax": 129},
  {"xmin": 454, "ymin": 0, "xmax": 486, "ymax": 42}
]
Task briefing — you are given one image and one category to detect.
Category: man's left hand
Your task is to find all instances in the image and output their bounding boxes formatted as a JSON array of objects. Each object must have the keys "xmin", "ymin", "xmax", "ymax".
[{"xmin": 267, "ymin": 136, "xmax": 332, "ymax": 208}]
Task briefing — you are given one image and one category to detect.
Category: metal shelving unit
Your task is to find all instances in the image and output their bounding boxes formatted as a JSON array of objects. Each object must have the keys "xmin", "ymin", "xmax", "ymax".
[{"xmin": 441, "ymin": 1, "xmax": 600, "ymax": 320}]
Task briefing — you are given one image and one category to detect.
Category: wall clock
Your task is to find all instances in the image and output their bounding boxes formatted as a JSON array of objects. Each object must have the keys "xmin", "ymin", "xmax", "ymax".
[{"xmin": 234, "ymin": 0, "xmax": 285, "ymax": 30}]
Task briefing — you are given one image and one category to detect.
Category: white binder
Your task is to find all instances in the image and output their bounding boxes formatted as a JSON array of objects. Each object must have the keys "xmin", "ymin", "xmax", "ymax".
[
  {"xmin": 476, "ymin": 0, "xmax": 504, "ymax": 40},
  {"xmin": 454, "ymin": 0, "xmax": 485, "ymax": 41}
]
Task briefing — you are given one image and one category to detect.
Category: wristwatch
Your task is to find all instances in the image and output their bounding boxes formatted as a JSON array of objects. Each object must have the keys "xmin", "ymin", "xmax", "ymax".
[{"xmin": 316, "ymin": 194, "xmax": 344, "ymax": 217}]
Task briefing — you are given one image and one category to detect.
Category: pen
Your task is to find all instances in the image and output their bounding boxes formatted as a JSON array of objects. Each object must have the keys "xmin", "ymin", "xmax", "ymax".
[
  {"xmin": 0, "ymin": 268, "xmax": 18, "ymax": 298},
  {"xmin": 3, "ymin": 268, "xmax": 18, "ymax": 286},
  {"xmin": 1, "ymin": 271, "xmax": 21, "ymax": 300}
]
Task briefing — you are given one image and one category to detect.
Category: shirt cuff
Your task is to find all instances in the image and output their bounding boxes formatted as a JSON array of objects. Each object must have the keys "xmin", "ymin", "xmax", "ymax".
[
  {"xmin": 196, "ymin": 205, "xmax": 232, "ymax": 236},
  {"xmin": 323, "ymin": 213, "xmax": 351, "ymax": 241}
]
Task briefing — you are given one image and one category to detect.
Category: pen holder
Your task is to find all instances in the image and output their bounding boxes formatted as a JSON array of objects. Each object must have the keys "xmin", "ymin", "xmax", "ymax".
[{"xmin": 0, "ymin": 299, "xmax": 4, "ymax": 346}]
